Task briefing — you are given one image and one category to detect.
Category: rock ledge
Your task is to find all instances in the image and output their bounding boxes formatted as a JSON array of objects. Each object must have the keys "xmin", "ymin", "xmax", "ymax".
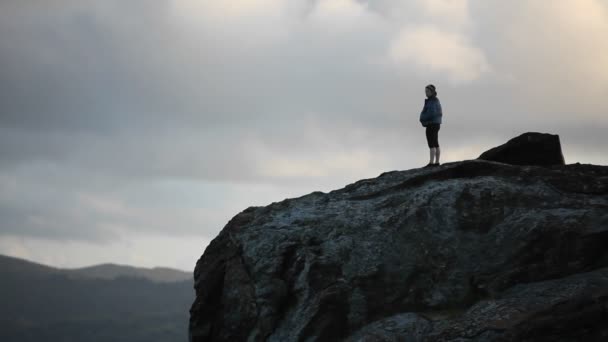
[{"xmin": 189, "ymin": 132, "xmax": 608, "ymax": 341}]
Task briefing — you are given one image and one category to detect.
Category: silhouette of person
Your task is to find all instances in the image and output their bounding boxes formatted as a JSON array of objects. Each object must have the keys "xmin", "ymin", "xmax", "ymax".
[{"xmin": 419, "ymin": 84, "xmax": 442, "ymax": 167}]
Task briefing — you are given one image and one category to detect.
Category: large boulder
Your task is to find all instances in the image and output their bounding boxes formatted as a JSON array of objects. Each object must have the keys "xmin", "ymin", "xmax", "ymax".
[
  {"xmin": 189, "ymin": 134, "xmax": 608, "ymax": 342},
  {"xmin": 477, "ymin": 132, "xmax": 565, "ymax": 166}
]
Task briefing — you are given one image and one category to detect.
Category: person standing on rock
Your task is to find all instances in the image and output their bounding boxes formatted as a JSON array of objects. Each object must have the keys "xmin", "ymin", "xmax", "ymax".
[{"xmin": 419, "ymin": 84, "xmax": 442, "ymax": 167}]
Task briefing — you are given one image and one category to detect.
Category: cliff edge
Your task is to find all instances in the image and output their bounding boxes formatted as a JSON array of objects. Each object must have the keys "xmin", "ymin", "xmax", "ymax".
[{"xmin": 189, "ymin": 132, "xmax": 608, "ymax": 341}]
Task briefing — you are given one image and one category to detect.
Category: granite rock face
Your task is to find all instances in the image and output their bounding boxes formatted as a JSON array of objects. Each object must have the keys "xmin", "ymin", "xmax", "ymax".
[
  {"xmin": 477, "ymin": 132, "xmax": 566, "ymax": 166},
  {"xmin": 189, "ymin": 132, "xmax": 608, "ymax": 341}
]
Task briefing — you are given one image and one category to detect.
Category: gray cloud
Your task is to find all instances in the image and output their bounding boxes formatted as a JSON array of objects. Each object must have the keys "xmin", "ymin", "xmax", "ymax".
[{"xmin": 0, "ymin": 0, "xmax": 607, "ymax": 268}]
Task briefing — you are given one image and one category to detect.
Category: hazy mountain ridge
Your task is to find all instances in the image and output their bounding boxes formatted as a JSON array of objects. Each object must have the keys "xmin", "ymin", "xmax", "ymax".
[
  {"xmin": 0, "ymin": 254, "xmax": 193, "ymax": 342},
  {"xmin": 0, "ymin": 254, "xmax": 190, "ymax": 283}
]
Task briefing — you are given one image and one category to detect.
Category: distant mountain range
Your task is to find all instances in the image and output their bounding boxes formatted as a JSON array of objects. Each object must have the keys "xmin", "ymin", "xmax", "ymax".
[
  {"xmin": 0, "ymin": 254, "xmax": 191, "ymax": 283},
  {"xmin": 0, "ymin": 254, "xmax": 193, "ymax": 342}
]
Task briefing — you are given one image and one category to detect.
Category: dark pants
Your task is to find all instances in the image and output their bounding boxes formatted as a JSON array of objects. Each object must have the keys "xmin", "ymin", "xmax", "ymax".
[{"xmin": 425, "ymin": 124, "xmax": 440, "ymax": 148}]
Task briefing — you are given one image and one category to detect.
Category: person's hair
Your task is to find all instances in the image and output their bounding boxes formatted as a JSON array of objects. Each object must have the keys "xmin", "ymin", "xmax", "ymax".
[{"xmin": 426, "ymin": 84, "xmax": 437, "ymax": 96}]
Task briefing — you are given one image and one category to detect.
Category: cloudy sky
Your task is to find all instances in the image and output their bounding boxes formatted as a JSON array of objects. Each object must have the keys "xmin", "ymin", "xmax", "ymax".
[{"xmin": 1, "ymin": 0, "xmax": 607, "ymax": 271}]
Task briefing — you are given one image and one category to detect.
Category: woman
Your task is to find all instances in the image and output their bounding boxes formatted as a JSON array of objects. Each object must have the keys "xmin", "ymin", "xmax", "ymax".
[{"xmin": 419, "ymin": 84, "xmax": 442, "ymax": 167}]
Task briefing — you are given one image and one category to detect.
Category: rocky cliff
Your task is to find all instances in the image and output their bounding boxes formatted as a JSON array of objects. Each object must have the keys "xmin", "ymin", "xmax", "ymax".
[{"xmin": 189, "ymin": 132, "xmax": 608, "ymax": 341}]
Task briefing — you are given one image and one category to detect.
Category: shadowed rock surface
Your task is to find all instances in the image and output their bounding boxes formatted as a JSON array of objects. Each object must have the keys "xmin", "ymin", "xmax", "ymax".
[
  {"xmin": 478, "ymin": 132, "xmax": 565, "ymax": 166},
  {"xmin": 189, "ymin": 132, "xmax": 608, "ymax": 341}
]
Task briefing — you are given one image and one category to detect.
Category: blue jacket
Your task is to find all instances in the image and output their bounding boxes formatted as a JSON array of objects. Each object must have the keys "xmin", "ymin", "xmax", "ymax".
[{"xmin": 419, "ymin": 96, "xmax": 442, "ymax": 127}]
